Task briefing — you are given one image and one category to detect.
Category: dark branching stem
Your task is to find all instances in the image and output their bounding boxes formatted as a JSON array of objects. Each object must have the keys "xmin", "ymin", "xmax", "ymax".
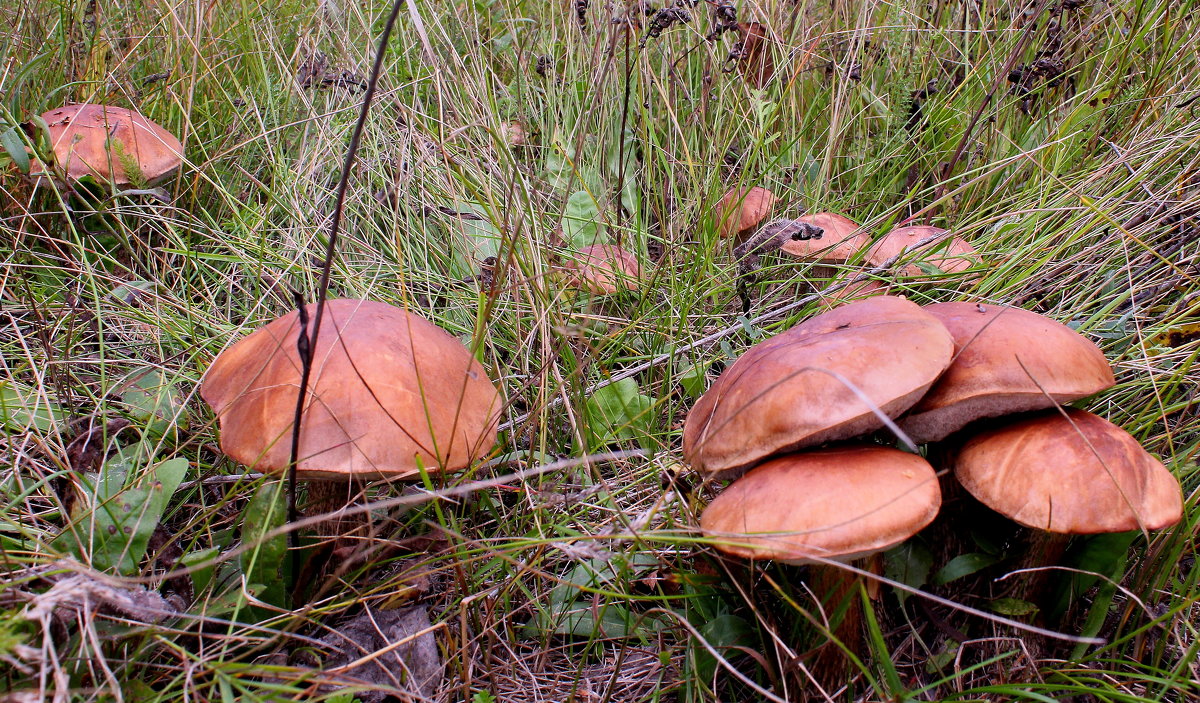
[
  {"xmin": 286, "ymin": 0, "xmax": 408, "ymax": 561},
  {"xmin": 734, "ymin": 219, "xmax": 823, "ymax": 314}
]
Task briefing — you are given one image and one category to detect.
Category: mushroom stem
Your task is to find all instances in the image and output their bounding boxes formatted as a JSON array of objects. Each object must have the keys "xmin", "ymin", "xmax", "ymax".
[{"xmin": 808, "ymin": 564, "xmax": 866, "ymax": 684}]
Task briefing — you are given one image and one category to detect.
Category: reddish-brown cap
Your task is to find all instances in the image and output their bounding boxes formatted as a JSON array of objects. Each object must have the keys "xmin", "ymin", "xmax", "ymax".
[
  {"xmin": 36, "ymin": 104, "xmax": 183, "ymax": 187},
  {"xmin": 780, "ymin": 212, "xmax": 871, "ymax": 263},
  {"xmin": 715, "ymin": 186, "xmax": 775, "ymax": 239},
  {"xmin": 701, "ymin": 446, "xmax": 941, "ymax": 563},
  {"xmin": 953, "ymin": 409, "xmax": 1183, "ymax": 533},
  {"xmin": 865, "ymin": 226, "xmax": 978, "ymax": 277},
  {"xmin": 683, "ymin": 296, "xmax": 954, "ymax": 475},
  {"xmin": 563, "ymin": 244, "xmax": 642, "ymax": 294},
  {"xmin": 200, "ymin": 299, "xmax": 501, "ymax": 480},
  {"xmin": 900, "ymin": 302, "xmax": 1116, "ymax": 442}
]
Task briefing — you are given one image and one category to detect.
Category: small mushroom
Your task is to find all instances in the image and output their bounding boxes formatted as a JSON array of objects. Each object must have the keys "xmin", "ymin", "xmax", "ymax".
[
  {"xmin": 714, "ymin": 186, "xmax": 775, "ymax": 239},
  {"xmin": 682, "ymin": 296, "xmax": 954, "ymax": 476},
  {"xmin": 865, "ymin": 225, "xmax": 978, "ymax": 277},
  {"xmin": 779, "ymin": 212, "xmax": 871, "ymax": 263},
  {"xmin": 953, "ymin": 409, "xmax": 1182, "ymax": 534},
  {"xmin": 900, "ymin": 302, "xmax": 1116, "ymax": 443},
  {"xmin": 34, "ymin": 104, "xmax": 183, "ymax": 188},
  {"xmin": 562, "ymin": 244, "xmax": 642, "ymax": 295}
]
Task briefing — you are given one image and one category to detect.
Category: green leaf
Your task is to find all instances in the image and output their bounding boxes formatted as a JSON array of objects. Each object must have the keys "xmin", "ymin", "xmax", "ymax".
[
  {"xmin": 0, "ymin": 380, "xmax": 66, "ymax": 432},
  {"xmin": 0, "ymin": 127, "xmax": 29, "ymax": 174},
  {"xmin": 53, "ymin": 456, "xmax": 188, "ymax": 575},
  {"xmin": 932, "ymin": 552, "xmax": 1000, "ymax": 585},
  {"xmin": 677, "ymin": 361, "xmax": 709, "ymax": 400},
  {"xmin": 884, "ymin": 540, "xmax": 933, "ymax": 602},
  {"xmin": 239, "ymin": 481, "xmax": 288, "ymax": 610},
  {"xmin": 120, "ymin": 367, "xmax": 186, "ymax": 438},
  {"xmin": 584, "ymin": 377, "xmax": 656, "ymax": 450},
  {"xmin": 990, "ymin": 597, "xmax": 1039, "ymax": 617},
  {"xmin": 179, "ymin": 547, "xmax": 220, "ymax": 594},
  {"xmin": 562, "ymin": 190, "xmax": 605, "ymax": 249},
  {"xmin": 693, "ymin": 614, "xmax": 756, "ymax": 681}
]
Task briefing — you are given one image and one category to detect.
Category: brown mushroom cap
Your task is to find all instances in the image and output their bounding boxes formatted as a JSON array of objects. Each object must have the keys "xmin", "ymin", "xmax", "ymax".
[
  {"xmin": 953, "ymin": 409, "xmax": 1183, "ymax": 534},
  {"xmin": 682, "ymin": 296, "xmax": 955, "ymax": 475},
  {"xmin": 715, "ymin": 186, "xmax": 775, "ymax": 239},
  {"xmin": 899, "ymin": 302, "xmax": 1116, "ymax": 443},
  {"xmin": 200, "ymin": 299, "xmax": 501, "ymax": 480},
  {"xmin": 780, "ymin": 212, "xmax": 871, "ymax": 263},
  {"xmin": 865, "ymin": 226, "xmax": 978, "ymax": 277},
  {"xmin": 36, "ymin": 104, "xmax": 183, "ymax": 187},
  {"xmin": 701, "ymin": 446, "xmax": 942, "ymax": 563},
  {"xmin": 564, "ymin": 244, "xmax": 641, "ymax": 294}
]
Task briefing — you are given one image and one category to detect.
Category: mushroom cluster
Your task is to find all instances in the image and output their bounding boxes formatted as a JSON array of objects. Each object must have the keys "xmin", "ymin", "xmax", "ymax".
[
  {"xmin": 712, "ymin": 185, "xmax": 981, "ymax": 307},
  {"xmin": 688, "ymin": 295, "xmax": 1183, "ymax": 567}
]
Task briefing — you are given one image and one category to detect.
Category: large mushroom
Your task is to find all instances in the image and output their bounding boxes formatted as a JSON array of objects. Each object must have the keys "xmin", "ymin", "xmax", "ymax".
[
  {"xmin": 701, "ymin": 446, "xmax": 942, "ymax": 562},
  {"xmin": 201, "ymin": 299, "xmax": 502, "ymax": 481},
  {"xmin": 33, "ymin": 104, "xmax": 183, "ymax": 188},
  {"xmin": 683, "ymin": 296, "xmax": 954, "ymax": 476},
  {"xmin": 701, "ymin": 445, "xmax": 942, "ymax": 686},
  {"xmin": 953, "ymin": 409, "xmax": 1182, "ymax": 534},
  {"xmin": 899, "ymin": 302, "xmax": 1116, "ymax": 443}
]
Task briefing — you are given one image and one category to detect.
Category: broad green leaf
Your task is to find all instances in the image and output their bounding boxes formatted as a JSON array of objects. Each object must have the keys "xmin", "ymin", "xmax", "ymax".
[
  {"xmin": 584, "ymin": 377, "xmax": 656, "ymax": 449},
  {"xmin": 239, "ymin": 481, "xmax": 288, "ymax": 609},
  {"xmin": 693, "ymin": 614, "xmax": 756, "ymax": 681},
  {"xmin": 884, "ymin": 540, "xmax": 933, "ymax": 602},
  {"xmin": 0, "ymin": 127, "xmax": 29, "ymax": 174},
  {"xmin": 180, "ymin": 547, "xmax": 220, "ymax": 594},
  {"xmin": 120, "ymin": 368, "xmax": 186, "ymax": 438},
  {"xmin": 932, "ymin": 552, "xmax": 1000, "ymax": 585},
  {"xmin": 677, "ymin": 362, "xmax": 709, "ymax": 400},
  {"xmin": 562, "ymin": 190, "xmax": 605, "ymax": 249},
  {"xmin": 53, "ymin": 456, "xmax": 188, "ymax": 575},
  {"xmin": 0, "ymin": 380, "xmax": 66, "ymax": 433}
]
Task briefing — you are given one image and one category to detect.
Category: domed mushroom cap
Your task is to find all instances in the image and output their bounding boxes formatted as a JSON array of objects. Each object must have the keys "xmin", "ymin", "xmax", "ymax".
[
  {"xmin": 780, "ymin": 212, "xmax": 870, "ymax": 263},
  {"xmin": 200, "ymin": 299, "xmax": 501, "ymax": 480},
  {"xmin": 564, "ymin": 244, "xmax": 641, "ymax": 294},
  {"xmin": 953, "ymin": 409, "xmax": 1183, "ymax": 534},
  {"xmin": 683, "ymin": 296, "xmax": 955, "ymax": 475},
  {"xmin": 899, "ymin": 302, "xmax": 1116, "ymax": 443},
  {"xmin": 715, "ymin": 186, "xmax": 775, "ymax": 239},
  {"xmin": 701, "ymin": 446, "xmax": 941, "ymax": 563},
  {"xmin": 865, "ymin": 226, "xmax": 978, "ymax": 277},
  {"xmin": 36, "ymin": 104, "xmax": 183, "ymax": 187}
]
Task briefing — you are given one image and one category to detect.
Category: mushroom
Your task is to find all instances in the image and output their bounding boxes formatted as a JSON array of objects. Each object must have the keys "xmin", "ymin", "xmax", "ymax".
[
  {"xmin": 899, "ymin": 302, "xmax": 1116, "ymax": 443},
  {"xmin": 682, "ymin": 296, "xmax": 954, "ymax": 476},
  {"xmin": 701, "ymin": 446, "xmax": 942, "ymax": 562},
  {"xmin": 714, "ymin": 186, "xmax": 775, "ymax": 239},
  {"xmin": 562, "ymin": 244, "xmax": 642, "ymax": 295},
  {"xmin": 953, "ymin": 409, "xmax": 1182, "ymax": 534},
  {"xmin": 201, "ymin": 298, "xmax": 501, "ymax": 488},
  {"xmin": 33, "ymin": 104, "xmax": 183, "ymax": 188},
  {"xmin": 779, "ymin": 212, "xmax": 871, "ymax": 264},
  {"xmin": 865, "ymin": 225, "xmax": 978, "ymax": 278},
  {"xmin": 701, "ymin": 445, "xmax": 941, "ymax": 685}
]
